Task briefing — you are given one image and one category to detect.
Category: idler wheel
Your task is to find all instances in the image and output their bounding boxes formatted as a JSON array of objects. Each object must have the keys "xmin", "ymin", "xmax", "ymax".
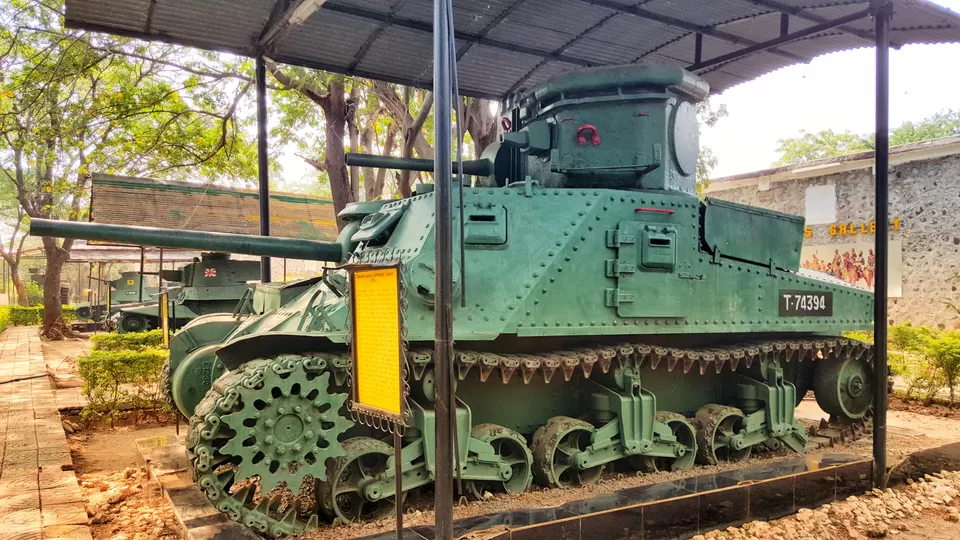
[
  {"xmin": 318, "ymin": 437, "xmax": 399, "ymax": 523},
  {"xmin": 119, "ymin": 313, "xmax": 147, "ymax": 333},
  {"xmin": 628, "ymin": 412, "xmax": 697, "ymax": 473},
  {"xmin": 464, "ymin": 424, "xmax": 533, "ymax": 500},
  {"xmin": 814, "ymin": 351, "xmax": 875, "ymax": 421},
  {"xmin": 695, "ymin": 405, "xmax": 752, "ymax": 465},
  {"xmin": 532, "ymin": 416, "xmax": 603, "ymax": 488}
]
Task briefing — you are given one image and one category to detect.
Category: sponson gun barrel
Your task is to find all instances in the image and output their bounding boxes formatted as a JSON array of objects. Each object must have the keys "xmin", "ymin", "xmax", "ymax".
[
  {"xmin": 345, "ymin": 153, "xmax": 493, "ymax": 176},
  {"xmin": 29, "ymin": 219, "xmax": 344, "ymax": 262}
]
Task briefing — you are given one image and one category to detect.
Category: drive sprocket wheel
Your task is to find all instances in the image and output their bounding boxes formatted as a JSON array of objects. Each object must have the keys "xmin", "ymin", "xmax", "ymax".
[
  {"xmin": 629, "ymin": 412, "xmax": 697, "ymax": 473},
  {"xmin": 532, "ymin": 416, "xmax": 603, "ymax": 488},
  {"xmin": 186, "ymin": 354, "xmax": 354, "ymax": 537},
  {"xmin": 464, "ymin": 424, "xmax": 533, "ymax": 500},
  {"xmin": 695, "ymin": 404, "xmax": 752, "ymax": 465},
  {"xmin": 814, "ymin": 349, "xmax": 875, "ymax": 421}
]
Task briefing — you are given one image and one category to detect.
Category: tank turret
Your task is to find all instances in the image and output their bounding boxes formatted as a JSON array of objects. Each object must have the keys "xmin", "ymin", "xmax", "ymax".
[{"xmin": 347, "ymin": 65, "xmax": 707, "ymax": 193}]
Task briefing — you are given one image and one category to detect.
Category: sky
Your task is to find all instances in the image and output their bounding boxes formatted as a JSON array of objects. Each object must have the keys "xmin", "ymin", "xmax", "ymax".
[
  {"xmin": 700, "ymin": 0, "xmax": 960, "ymax": 178},
  {"xmin": 276, "ymin": 1, "xmax": 960, "ymax": 187}
]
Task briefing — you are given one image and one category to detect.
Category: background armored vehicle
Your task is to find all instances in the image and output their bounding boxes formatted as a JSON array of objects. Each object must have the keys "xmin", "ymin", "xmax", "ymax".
[
  {"xmin": 33, "ymin": 65, "xmax": 876, "ymax": 537},
  {"xmin": 111, "ymin": 253, "xmax": 260, "ymax": 333},
  {"xmin": 73, "ymin": 271, "xmax": 158, "ymax": 324}
]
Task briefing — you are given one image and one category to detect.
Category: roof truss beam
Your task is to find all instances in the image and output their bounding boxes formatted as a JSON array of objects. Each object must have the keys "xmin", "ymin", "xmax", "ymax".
[
  {"xmin": 579, "ymin": 0, "xmax": 809, "ymax": 64},
  {"xmin": 688, "ymin": 7, "xmax": 872, "ymax": 72},
  {"xmin": 744, "ymin": 0, "xmax": 904, "ymax": 48},
  {"xmin": 321, "ymin": 3, "xmax": 594, "ymax": 67}
]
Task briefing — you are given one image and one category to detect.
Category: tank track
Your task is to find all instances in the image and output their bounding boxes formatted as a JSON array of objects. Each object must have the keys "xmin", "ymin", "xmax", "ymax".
[
  {"xmin": 184, "ymin": 337, "xmax": 874, "ymax": 536},
  {"xmin": 406, "ymin": 336, "xmax": 874, "ymax": 386},
  {"xmin": 160, "ymin": 357, "xmax": 181, "ymax": 418}
]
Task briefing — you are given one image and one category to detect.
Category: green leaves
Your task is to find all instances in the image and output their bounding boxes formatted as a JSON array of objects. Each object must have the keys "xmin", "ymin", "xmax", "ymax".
[
  {"xmin": 77, "ymin": 347, "xmax": 169, "ymax": 425},
  {"xmin": 773, "ymin": 110, "xmax": 960, "ymax": 166},
  {"xmin": 773, "ymin": 130, "xmax": 873, "ymax": 166},
  {"xmin": 90, "ymin": 328, "xmax": 167, "ymax": 351}
]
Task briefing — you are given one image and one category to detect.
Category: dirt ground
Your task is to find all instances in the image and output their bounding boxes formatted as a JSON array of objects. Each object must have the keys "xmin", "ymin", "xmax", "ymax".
[
  {"xmin": 707, "ymin": 470, "xmax": 960, "ymax": 540},
  {"xmin": 67, "ymin": 416, "xmax": 181, "ymax": 540}
]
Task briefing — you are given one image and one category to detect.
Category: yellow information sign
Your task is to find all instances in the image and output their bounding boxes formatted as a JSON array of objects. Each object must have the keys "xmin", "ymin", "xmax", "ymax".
[{"xmin": 350, "ymin": 266, "xmax": 403, "ymax": 420}]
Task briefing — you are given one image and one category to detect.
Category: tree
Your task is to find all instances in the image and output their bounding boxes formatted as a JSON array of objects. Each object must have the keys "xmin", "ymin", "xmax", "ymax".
[
  {"xmin": 1, "ymin": 1, "xmax": 258, "ymax": 338},
  {"xmin": 0, "ymin": 178, "xmax": 31, "ymax": 305},
  {"xmin": 773, "ymin": 130, "xmax": 873, "ymax": 165},
  {"xmin": 773, "ymin": 109, "xmax": 960, "ymax": 166},
  {"xmin": 696, "ymin": 99, "xmax": 728, "ymax": 197}
]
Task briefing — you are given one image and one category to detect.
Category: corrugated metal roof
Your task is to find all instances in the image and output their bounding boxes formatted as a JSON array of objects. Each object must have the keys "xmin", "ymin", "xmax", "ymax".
[{"xmin": 63, "ymin": 0, "xmax": 960, "ymax": 98}]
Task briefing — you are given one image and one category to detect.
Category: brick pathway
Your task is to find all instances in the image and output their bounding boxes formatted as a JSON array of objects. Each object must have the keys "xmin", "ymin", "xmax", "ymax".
[{"xmin": 0, "ymin": 327, "xmax": 91, "ymax": 540}]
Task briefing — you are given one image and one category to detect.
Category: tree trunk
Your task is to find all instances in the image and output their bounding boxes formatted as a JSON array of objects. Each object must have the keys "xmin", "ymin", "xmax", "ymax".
[
  {"xmin": 323, "ymin": 79, "xmax": 354, "ymax": 231},
  {"xmin": 11, "ymin": 271, "xmax": 27, "ymax": 306},
  {"xmin": 369, "ymin": 125, "xmax": 397, "ymax": 201},
  {"xmin": 399, "ymin": 90, "xmax": 434, "ymax": 198},
  {"xmin": 464, "ymin": 97, "xmax": 498, "ymax": 159},
  {"xmin": 39, "ymin": 236, "xmax": 73, "ymax": 339},
  {"xmin": 359, "ymin": 125, "xmax": 375, "ymax": 200}
]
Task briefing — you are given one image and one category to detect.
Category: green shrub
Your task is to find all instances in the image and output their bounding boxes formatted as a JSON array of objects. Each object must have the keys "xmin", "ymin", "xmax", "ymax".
[
  {"xmin": 77, "ymin": 347, "xmax": 169, "ymax": 425},
  {"xmin": 889, "ymin": 323, "xmax": 937, "ymax": 353},
  {"xmin": 24, "ymin": 280, "xmax": 43, "ymax": 306},
  {"xmin": 9, "ymin": 306, "xmax": 42, "ymax": 325},
  {"xmin": 3, "ymin": 305, "xmax": 76, "ymax": 326},
  {"xmin": 0, "ymin": 307, "xmax": 9, "ymax": 333},
  {"xmin": 90, "ymin": 329, "xmax": 167, "ymax": 351},
  {"xmin": 925, "ymin": 331, "xmax": 960, "ymax": 403},
  {"xmin": 842, "ymin": 330, "xmax": 873, "ymax": 344}
]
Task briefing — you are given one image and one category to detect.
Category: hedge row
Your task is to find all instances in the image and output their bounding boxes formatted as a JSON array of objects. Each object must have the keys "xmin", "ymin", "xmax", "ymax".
[
  {"xmin": 77, "ymin": 347, "xmax": 169, "ymax": 424},
  {"xmin": 90, "ymin": 329, "xmax": 167, "ymax": 351},
  {"xmin": 0, "ymin": 305, "xmax": 77, "ymax": 330}
]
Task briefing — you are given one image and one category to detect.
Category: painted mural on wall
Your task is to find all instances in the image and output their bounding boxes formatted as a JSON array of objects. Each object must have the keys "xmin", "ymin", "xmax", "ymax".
[{"xmin": 801, "ymin": 240, "xmax": 902, "ymax": 297}]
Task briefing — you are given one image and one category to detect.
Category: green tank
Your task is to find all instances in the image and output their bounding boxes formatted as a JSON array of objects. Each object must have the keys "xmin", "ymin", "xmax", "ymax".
[
  {"xmin": 109, "ymin": 253, "xmax": 261, "ymax": 333},
  {"xmin": 31, "ymin": 65, "xmax": 877, "ymax": 537},
  {"xmin": 74, "ymin": 271, "xmax": 158, "ymax": 324}
]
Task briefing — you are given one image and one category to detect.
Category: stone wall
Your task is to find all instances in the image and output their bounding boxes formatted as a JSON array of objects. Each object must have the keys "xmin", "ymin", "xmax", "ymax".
[{"xmin": 706, "ymin": 154, "xmax": 960, "ymax": 327}]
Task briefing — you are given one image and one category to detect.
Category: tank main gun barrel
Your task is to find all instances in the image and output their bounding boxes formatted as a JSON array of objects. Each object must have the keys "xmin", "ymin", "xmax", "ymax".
[
  {"xmin": 345, "ymin": 153, "xmax": 493, "ymax": 177},
  {"xmin": 30, "ymin": 219, "xmax": 344, "ymax": 262}
]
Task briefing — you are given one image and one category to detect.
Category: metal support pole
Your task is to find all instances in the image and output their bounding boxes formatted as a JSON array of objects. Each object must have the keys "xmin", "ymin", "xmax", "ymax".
[
  {"xmin": 872, "ymin": 0, "xmax": 892, "ymax": 490},
  {"xmin": 394, "ymin": 429, "xmax": 403, "ymax": 540},
  {"xmin": 139, "ymin": 246, "xmax": 145, "ymax": 302},
  {"xmin": 432, "ymin": 0, "xmax": 455, "ymax": 537},
  {"xmin": 96, "ymin": 265, "xmax": 102, "ymax": 318},
  {"xmin": 256, "ymin": 55, "xmax": 272, "ymax": 283}
]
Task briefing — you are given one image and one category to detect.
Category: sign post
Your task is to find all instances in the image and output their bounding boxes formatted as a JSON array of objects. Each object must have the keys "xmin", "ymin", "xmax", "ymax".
[
  {"xmin": 160, "ymin": 291, "xmax": 170, "ymax": 349},
  {"xmin": 345, "ymin": 263, "xmax": 408, "ymax": 540}
]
